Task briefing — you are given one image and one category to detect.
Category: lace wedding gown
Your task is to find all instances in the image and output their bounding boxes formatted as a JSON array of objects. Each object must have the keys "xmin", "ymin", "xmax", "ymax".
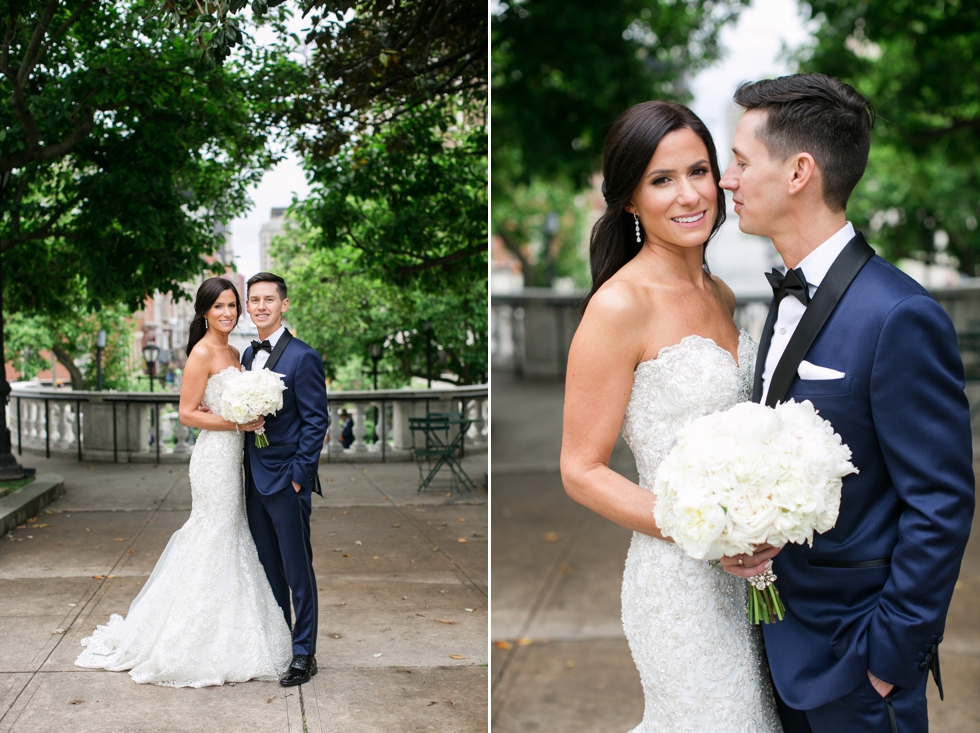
[
  {"xmin": 620, "ymin": 332, "xmax": 782, "ymax": 732},
  {"xmin": 76, "ymin": 367, "xmax": 292, "ymax": 687}
]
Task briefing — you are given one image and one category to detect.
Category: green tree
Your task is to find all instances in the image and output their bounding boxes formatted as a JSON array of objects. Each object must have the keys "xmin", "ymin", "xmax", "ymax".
[
  {"xmin": 798, "ymin": 0, "xmax": 980, "ymax": 273},
  {"xmin": 491, "ymin": 0, "xmax": 747, "ymax": 286},
  {"xmin": 163, "ymin": 0, "xmax": 488, "ymax": 388},
  {"xmin": 1, "ymin": 1, "xmax": 300, "ymax": 390},
  {"xmin": 273, "ymin": 217, "xmax": 487, "ymax": 388},
  {"xmin": 4, "ymin": 306, "xmax": 137, "ymax": 390},
  {"xmin": 1, "ymin": 1, "xmax": 298, "ymax": 317}
]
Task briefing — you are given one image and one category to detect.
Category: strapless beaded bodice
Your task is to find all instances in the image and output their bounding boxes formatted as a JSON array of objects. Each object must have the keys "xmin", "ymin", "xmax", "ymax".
[{"xmin": 622, "ymin": 332, "xmax": 756, "ymax": 489}]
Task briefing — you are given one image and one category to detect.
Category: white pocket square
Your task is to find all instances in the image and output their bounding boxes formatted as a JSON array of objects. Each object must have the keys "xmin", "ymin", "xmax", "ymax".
[{"xmin": 798, "ymin": 360, "xmax": 846, "ymax": 380}]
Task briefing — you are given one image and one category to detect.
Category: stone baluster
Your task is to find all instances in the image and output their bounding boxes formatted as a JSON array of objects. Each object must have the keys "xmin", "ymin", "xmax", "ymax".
[
  {"xmin": 173, "ymin": 414, "xmax": 193, "ymax": 454},
  {"xmin": 47, "ymin": 402, "xmax": 61, "ymax": 447},
  {"xmin": 372, "ymin": 401, "xmax": 388, "ymax": 453},
  {"xmin": 56, "ymin": 401, "xmax": 74, "ymax": 450},
  {"xmin": 24, "ymin": 399, "xmax": 38, "ymax": 446},
  {"xmin": 464, "ymin": 397, "xmax": 488, "ymax": 450},
  {"xmin": 326, "ymin": 403, "xmax": 342, "ymax": 458},
  {"xmin": 160, "ymin": 410, "xmax": 175, "ymax": 454},
  {"xmin": 349, "ymin": 401, "xmax": 369, "ymax": 453}
]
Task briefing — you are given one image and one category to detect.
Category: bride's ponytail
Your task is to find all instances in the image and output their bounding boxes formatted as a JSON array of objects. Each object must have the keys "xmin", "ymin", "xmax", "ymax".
[{"xmin": 583, "ymin": 101, "xmax": 727, "ymax": 311}]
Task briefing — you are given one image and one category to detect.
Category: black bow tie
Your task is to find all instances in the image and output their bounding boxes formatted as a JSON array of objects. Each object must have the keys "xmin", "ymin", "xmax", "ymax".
[
  {"xmin": 251, "ymin": 339, "xmax": 272, "ymax": 354},
  {"xmin": 765, "ymin": 267, "xmax": 811, "ymax": 306}
]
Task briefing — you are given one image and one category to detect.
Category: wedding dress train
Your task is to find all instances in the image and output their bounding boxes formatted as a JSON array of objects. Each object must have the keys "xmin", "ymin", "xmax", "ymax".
[
  {"xmin": 76, "ymin": 367, "xmax": 292, "ymax": 687},
  {"xmin": 619, "ymin": 332, "xmax": 782, "ymax": 732}
]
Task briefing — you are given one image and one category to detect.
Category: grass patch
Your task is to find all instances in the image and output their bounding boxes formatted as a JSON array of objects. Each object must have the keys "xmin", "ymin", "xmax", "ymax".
[{"xmin": 0, "ymin": 475, "xmax": 35, "ymax": 498}]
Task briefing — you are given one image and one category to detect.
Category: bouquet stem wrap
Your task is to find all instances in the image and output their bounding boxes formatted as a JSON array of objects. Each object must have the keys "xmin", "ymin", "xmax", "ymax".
[{"xmin": 654, "ymin": 400, "xmax": 857, "ymax": 625}]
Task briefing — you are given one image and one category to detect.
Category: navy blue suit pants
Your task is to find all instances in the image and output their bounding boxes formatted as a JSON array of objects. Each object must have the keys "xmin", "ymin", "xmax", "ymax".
[
  {"xmin": 245, "ymin": 473, "xmax": 318, "ymax": 656},
  {"xmin": 776, "ymin": 670, "xmax": 929, "ymax": 733}
]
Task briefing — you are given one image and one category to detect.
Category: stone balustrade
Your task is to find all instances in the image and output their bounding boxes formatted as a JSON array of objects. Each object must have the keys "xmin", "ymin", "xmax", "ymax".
[
  {"xmin": 5, "ymin": 384, "xmax": 488, "ymax": 464},
  {"xmin": 492, "ymin": 282, "xmax": 980, "ymax": 378}
]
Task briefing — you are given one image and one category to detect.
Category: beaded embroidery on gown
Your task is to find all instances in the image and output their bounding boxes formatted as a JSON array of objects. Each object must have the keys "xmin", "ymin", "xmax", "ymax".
[
  {"xmin": 76, "ymin": 367, "xmax": 292, "ymax": 687},
  {"xmin": 620, "ymin": 332, "xmax": 783, "ymax": 732}
]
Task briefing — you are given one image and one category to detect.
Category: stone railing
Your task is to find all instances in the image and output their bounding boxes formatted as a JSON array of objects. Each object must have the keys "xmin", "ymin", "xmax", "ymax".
[
  {"xmin": 6, "ymin": 384, "xmax": 488, "ymax": 464},
  {"xmin": 491, "ymin": 289, "xmax": 772, "ymax": 378},
  {"xmin": 492, "ymin": 282, "xmax": 980, "ymax": 378}
]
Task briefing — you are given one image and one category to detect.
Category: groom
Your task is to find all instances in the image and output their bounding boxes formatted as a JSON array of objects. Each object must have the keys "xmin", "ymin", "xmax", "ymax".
[
  {"xmin": 243, "ymin": 272, "xmax": 330, "ymax": 686},
  {"xmin": 719, "ymin": 74, "xmax": 975, "ymax": 732}
]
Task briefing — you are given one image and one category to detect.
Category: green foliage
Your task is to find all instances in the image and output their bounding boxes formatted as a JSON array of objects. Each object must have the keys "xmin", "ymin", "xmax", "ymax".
[
  {"xmin": 798, "ymin": 0, "xmax": 980, "ymax": 273},
  {"xmin": 298, "ymin": 99, "xmax": 486, "ymax": 296},
  {"xmin": 492, "ymin": 0, "xmax": 747, "ymax": 287},
  {"xmin": 0, "ymin": 1, "xmax": 300, "ymax": 316},
  {"xmin": 273, "ymin": 217, "xmax": 487, "ymax": 387},
  {"xmin": 490, "ymin": 178, "xmax": 592, "ymax": 289},
  {"xmin": 492, "ymin": 0, "xmax": 747, "ymax": 187},
  {"xmin": 4, "ymin": 305, "xmax": 138, "ymax": 390}
]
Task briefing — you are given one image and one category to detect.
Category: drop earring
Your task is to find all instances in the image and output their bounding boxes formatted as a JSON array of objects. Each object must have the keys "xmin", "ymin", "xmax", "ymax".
[
  {"xmin": 204, "ymin": 318, "xmax": 208, "ymax": 330},
  {"xmin": 634, "ymin": 213, "xmax": 642, "ymax": 244}
]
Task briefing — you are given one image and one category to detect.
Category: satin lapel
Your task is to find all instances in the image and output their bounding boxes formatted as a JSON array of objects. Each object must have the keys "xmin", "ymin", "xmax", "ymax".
[
  {"xmin": 753, "ymin": 297, "xmax": 780, "ymax": 403},
  {"xmin": 764, "ymin": 233, "xmax": 875, "ymax": 407},
  {"xmin": 264, "ymin": 329, "xmax": 293, "ymax": 372}
]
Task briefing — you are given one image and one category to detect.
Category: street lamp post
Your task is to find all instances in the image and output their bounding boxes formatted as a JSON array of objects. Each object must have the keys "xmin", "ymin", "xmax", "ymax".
[
  {"xmin": 422, "ymin": 321, "xmax": 433, "ymax": 388},
  {"xmin": 96, "ymin": 330, "xmax": 106, "ymax": 391},
  {"xmin": 142, "ymin": 343, "xmax": 159, "ymax": 393},
  {"xmin": 0, "ymin": 170, "xmax": 34, "ymax": 479},
  {"xmin": 367, "ymin": 342, "xmax": 383, "ymax": 391}
]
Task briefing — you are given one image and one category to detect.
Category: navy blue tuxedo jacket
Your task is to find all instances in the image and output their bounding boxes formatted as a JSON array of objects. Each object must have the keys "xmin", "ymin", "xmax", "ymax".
[
  {"xmin": 758, "ymin": 239, "xmax": 975, "ymax": 709},
  {"xmin": 243, "ymin": 331, "xmax": 329, "ymax": 496}
]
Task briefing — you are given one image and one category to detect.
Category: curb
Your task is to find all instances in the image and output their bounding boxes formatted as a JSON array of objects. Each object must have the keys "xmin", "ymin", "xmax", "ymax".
[{"xmin": 0, "ymin": 473, "xmax": 65, "ymax": 537}]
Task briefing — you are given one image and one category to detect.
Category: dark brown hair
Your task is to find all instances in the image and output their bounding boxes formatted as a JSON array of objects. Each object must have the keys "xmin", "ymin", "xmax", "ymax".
[
  {"xmin": 246, "ymin": 271, "xmax": 287, "ymax": 300},
  {"xmin": 733, "ymin": 73, "xmax": 875, "ymax": 212},
  {"xmin": 186, "ymin": 277, "xmax": 241, "ymax": 356},
  {"xmin": 585, "ymin": 101, "xmax": 726, "ymax": 310}
]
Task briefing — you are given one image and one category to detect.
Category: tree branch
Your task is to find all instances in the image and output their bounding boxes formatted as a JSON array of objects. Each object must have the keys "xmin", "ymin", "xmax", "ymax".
[
  {"xmin": 394, "ymin": 243, "xmax": 487, "ymax": 277},
  {"xmin": 17, "ymin": 0, "xmax": 59, "ymax": 87},
  {"xmin": 36, "ymin": 0, "xmax": 97, "ymax": 68},
  {"xmin": 52, "ymin": 342, "xmax": 84, "ymax": 390}
]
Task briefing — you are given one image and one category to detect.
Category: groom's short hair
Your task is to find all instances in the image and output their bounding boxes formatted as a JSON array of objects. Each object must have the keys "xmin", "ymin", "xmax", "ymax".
[
  {"xmin": 733, "ymin": 73, "xmax": 875, "ymax": 213},
  {"xmin": 247, "ymin": 272, "xmax": 287, "ymax": 300}
]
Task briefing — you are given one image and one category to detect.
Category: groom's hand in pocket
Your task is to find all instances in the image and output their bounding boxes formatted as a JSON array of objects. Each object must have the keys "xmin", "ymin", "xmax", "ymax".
[
  {"xmin": 868, "ymin": 670, "xmax": 895, "ymax": 698},
  {"xmin": 719, "ymin": 543, "xmax": 782, "ymax": 579}
]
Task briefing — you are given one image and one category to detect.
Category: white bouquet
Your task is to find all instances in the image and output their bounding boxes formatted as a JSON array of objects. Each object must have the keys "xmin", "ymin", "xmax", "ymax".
[
  {"xmin": 653, "ymin": 399, "xmax": 857, "ymax": 623},
  {"xmin": 219, "ymin": 369, "xmax": 287, "ymax": 448}
]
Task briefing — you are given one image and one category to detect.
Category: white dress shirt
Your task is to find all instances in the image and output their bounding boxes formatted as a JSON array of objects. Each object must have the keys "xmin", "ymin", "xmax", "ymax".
[
  {"xmin": 761, "ymin": 222, "xmax": 855, "ymax": 404},
  {"xmin": 250, "ymin": 325, "xmax": 286, "ymax": 371}
]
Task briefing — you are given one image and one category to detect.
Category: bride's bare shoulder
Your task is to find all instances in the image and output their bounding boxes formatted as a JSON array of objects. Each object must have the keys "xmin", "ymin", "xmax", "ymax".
[{"xmin": 586, "ymin": 278, "xmax": 657, "ymax": 323}]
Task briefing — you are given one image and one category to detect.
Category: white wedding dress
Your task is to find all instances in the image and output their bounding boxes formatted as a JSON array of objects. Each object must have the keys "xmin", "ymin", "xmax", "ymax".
[
  {"xmin": 76, "ymin": 367, "xmax": 292, "ymax": 687},
  {"xmin": 620, "ymin": 332, "xmax": 783, "ymax": 732}
]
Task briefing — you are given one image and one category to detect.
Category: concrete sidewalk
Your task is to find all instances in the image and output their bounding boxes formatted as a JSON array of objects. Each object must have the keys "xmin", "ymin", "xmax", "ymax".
[
  {"xmin": 490, "ymin": 368, "xmax": 980, "ymax": 732},
  {"xmin": 0, "ymin": 452, "xmax": 488, "ymax": 733}
]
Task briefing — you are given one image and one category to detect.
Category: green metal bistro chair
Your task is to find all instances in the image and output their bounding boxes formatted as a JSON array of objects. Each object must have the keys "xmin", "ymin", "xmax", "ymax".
[{"xmin": 409, "ymin": 414, "xmax": 476, "ymax": 494}]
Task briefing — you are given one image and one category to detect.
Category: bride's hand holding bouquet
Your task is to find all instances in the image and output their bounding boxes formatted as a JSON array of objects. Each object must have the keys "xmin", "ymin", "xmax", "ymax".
[{"xmin": 653, "ymin": 399, "xmax": 858, "ymax": 624}]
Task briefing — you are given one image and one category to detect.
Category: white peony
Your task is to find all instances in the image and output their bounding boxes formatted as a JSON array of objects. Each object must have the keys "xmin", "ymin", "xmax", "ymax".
[
  {"xmin": 218, "ymin": 369, "xmax": 287, "ymax": 447},
  {"xmin": 653, "ymin": 399, "xmax": 857, "ymax": 561}
]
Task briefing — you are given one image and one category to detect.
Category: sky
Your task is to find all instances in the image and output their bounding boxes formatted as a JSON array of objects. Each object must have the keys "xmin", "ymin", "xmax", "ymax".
[{"xmin": 228, "ymin": 0, "xmax": 813, "ymax": 292}]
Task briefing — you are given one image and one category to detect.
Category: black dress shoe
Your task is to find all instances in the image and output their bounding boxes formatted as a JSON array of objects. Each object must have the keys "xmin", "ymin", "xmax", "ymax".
[{"xmin": 280, "ymin": 654, "xmax": 317, "ymax": 687}]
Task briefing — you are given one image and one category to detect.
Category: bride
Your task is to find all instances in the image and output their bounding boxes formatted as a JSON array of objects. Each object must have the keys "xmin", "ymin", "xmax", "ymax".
[
  {"xmin": 76, "ymin": 277, "xmax": 292, "ymax": 687},
  {"xmin": 560, "ymin": 101, "xmax": 782, "ymax": 732}
]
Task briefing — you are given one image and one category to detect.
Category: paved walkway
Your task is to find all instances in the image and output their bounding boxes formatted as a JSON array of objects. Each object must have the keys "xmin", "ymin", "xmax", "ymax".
[
  {"xmin": 0, "ymin": 452, "xmax": 488, "ymax": 733},
  {"xmin": 490, "ymin": 368, "xmax": 980, "ymax": 732}
]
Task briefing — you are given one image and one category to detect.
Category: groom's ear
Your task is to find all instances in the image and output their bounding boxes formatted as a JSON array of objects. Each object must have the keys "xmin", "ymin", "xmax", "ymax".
[
  {"xmin": 281, "ymin": 297, "xmax": 289, "ymax": 314},
  {"xmin": 787, "ymin": 152, "xmax": 817, "ymax": 197}
]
